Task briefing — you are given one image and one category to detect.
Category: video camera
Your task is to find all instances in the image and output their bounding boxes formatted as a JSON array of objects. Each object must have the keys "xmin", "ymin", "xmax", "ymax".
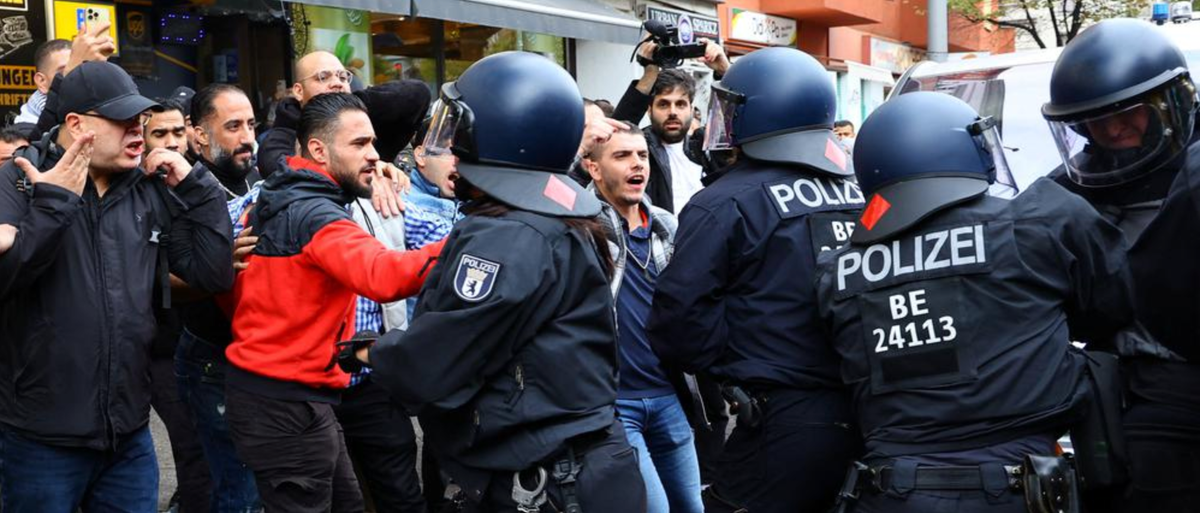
[{"xmin": 634, "ymin": 19, "xmax": 708, "ymax": 69}]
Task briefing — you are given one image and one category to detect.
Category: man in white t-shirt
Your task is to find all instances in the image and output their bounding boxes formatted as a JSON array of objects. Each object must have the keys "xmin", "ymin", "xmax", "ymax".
[{"xmin": 646, "ymin": 68, "xmax": 718, "ymax": 214}]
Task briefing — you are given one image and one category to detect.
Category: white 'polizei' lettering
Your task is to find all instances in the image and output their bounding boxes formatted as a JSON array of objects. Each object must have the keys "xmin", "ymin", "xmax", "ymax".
[
  {"xmin": 836, "ymin": 224, "xmax": 987, "ymax": 291},
  {"xmin": 770, "ymin": 177, "xmax": 865, "ymax": 214}
]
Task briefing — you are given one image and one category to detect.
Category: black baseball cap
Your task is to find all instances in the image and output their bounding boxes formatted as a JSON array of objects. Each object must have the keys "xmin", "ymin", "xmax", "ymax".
[
  {"xmin": 170, "ymin": 86, "xmax": 196, "ymax": 117},
  {"xmin": 58, "ymin": 61, "xmax": 159, "ymax": 123}
]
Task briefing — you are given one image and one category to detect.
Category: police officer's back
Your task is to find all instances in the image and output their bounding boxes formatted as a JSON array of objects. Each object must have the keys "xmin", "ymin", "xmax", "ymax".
[
  {"xmin": 360, "ymin": 52, "xmax": 645, "ymax": 513},
  {"xmin": 1043, "ymin": 19, "xmax": 1200, "ymax": 512},
  {"xmin": 647, "ymin": 47, "xmax": 864, "ymax": 513},
  {"xmin": 816, "ymin": 92, "xmax": 1134, "ymax": 513}
]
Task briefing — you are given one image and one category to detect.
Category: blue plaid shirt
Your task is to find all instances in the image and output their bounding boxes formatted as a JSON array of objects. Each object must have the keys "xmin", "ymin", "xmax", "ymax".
[
  {"xmin": 228, "ymin": 184, "xmax": 450, "ymax": 387},
  {"xmin": 229, "ymin": 183, "xmax": 262, "ymax": 235},
  {"xmin": 349, "ymin": 201, "xmax": 450, "ymax": 386}
]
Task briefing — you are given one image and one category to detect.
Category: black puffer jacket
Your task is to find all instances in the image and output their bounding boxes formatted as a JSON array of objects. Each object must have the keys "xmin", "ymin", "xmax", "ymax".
[{"xmin": 0, "ymin": 129, "xmax": 234, "ymax": 450}]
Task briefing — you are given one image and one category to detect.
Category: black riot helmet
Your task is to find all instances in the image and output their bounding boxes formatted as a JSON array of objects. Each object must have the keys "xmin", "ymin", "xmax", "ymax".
[
  {"xmin": 851, "ymin": 92, "xmax": 1016, "ymax": 244},
  {"xmin": 423, "ymin": 51, "xmax": 600, "ymax": 217},
  {"xmin": 1043, "ymin": 19, "xmax": 1198, "ymax": 188},
  {"xmin": 704, "ymin": 47, "xmax": 852, "ymax": 177}
]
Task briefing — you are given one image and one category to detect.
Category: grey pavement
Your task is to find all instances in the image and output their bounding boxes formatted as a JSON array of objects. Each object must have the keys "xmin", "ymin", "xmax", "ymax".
[{"xmin": 150, "ymin": 411, "xmax": 176, "ymax": 512}]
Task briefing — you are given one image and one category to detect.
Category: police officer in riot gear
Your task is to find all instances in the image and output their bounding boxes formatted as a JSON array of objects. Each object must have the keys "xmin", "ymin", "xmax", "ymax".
[
  {"xmin": 1043, "ymin": 18, "xmax": 1200, "ymax": 512},
  {"xmin": 646, "ymin": 47, "xmax": 864, "ymax": 513},
  {"xmin": 354, "ymin": 52, "xmax": 647, "ymax": 512},
  {"xmin": 817, "ymin": 91, "xmax": 1135, "ymax": 513}
]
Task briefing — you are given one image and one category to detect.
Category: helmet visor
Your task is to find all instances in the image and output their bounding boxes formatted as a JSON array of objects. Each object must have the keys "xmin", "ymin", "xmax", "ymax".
[
  {"xmin": 970, "ymin": 117, "xmax": 1018, "ymax": 198},
  {"xmin": 703, "ymin": 83, "xmax": 743, "ymax": 152},
  {"xmin": 422, "ymin": 83, "xmax": 475, "ymax": 159},
  {"xmin": 1047, "ymin": 79, "xmax": 1197, "ymax": 187}
]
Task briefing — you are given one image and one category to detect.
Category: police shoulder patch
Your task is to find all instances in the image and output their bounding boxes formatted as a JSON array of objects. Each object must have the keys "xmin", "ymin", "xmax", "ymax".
[{"xmin": 453, "ymin": 253, "xmax": 502, "ymax": 302}]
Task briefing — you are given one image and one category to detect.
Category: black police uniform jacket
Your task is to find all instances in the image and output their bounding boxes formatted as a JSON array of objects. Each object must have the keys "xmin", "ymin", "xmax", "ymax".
[
  {"xmin": 647, "ymin": 159, "xmax": 864, "ymax": 389},
  {"xmin": 369, "ymin": 207, "xmax": 618, "ymax": 501},
  {"xmin": 1054, "ymin": 136, "xmax": 1200, "ymax": 436},
  {"xmin": 0, "ymin": 129, "xmax": 235, "ymax": 451},
  {"xmin": 815, "ymin": 179, "xmax": 1134, "ymax": 459}
]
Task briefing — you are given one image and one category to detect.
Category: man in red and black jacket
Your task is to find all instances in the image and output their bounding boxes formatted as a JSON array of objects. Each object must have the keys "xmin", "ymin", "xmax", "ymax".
[{"xmin": 225, "ymin": 92, "xmax": 444, "ymax": 513}]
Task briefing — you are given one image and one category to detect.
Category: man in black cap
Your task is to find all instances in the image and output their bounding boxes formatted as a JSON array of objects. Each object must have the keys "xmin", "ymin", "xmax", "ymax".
[
  {"xmin": 168, "ymin": 85, "xmax": 201, "ymax": 162},
  {"xmin": 0, "ymin": 61, "xmax": 234, "ymax": 512}
]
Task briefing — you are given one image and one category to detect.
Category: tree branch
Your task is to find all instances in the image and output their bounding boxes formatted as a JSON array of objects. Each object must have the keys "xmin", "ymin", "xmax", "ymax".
[
  {"xmin": 1045, "ymin": 0, "xmax": 1063, "ymax": 46},
  {"xmin": 1067, "ymin": 0, "xmax": 1085, "ymax": 40},
  {"xmin": 1018, "ymin": 0, "xmax": 1050, "ymax": 48}
]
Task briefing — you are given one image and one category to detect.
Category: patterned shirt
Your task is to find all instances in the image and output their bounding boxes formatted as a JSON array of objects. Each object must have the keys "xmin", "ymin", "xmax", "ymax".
[{"xmin": 349, "ymin": 201, "xmax": 450, "ymax": 386}]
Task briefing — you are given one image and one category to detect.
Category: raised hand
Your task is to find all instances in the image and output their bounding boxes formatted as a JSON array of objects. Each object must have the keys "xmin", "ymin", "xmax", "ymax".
[
  {"xmin": 142, "ymin": 147, "xmax": 193, "ymax": 188},
  {"xmin": 15, "ymin": 132, "xmax": 94, "ymax": 196},
  {"xmin": 579, "ymin": 118, "xmax": 630, "ymax": 158},
  {"xmin": 65, "ymin": 21, "xmax": 116, "ymax": 76},
  {"xmin": 698, "ymin": 38, "xmax": 731, "ymax": 75}
]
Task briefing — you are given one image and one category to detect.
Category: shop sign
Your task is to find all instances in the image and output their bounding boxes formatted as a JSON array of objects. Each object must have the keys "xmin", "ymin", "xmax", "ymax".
[
  {"xmin": 729, "ymin": 8, "xmax": 795, "ymax": 47},
  {"xmin": 0, "ymin": 0, "xmax": 42, "ymax": 122},
  {"xmin": 645, "ymin": 6, "xmax": 720, "ymax": 44},
  {"xmin": 117, "ymin": 6, "xmax": 154, "ymax": 77},
  {"xmin": 0, "ymin": 0, "xmax": 28, "ymax": 12},
  {"xmin": 870, "ymin": 37, "xmax": 925, "ymax": 74}
]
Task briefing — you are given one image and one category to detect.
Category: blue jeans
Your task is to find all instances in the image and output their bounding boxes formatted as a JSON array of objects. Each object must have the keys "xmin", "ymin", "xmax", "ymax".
[
  {"xmin": 0, "ymin": 425, "xmax": 158, "ymax": 512},
  {"xmin": 175, "ymin": 329, "xmax": 263, "ymax": 512},
  {"xmin": 616, "ymin": 395, "xmax": 704, "ymax": 513}
]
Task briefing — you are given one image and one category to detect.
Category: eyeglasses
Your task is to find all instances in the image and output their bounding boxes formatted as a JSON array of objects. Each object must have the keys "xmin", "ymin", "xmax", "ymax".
[
  {"xmin": 80, "ymin": 111, "xmax": 151, "ymax": 127},
  {"xmin": 301, "ymin": 69, "xmax": 353, "ymax": 85}
]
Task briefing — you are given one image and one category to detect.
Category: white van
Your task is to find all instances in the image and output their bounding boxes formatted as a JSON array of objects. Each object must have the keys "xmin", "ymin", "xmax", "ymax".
[{"xmin": 1171, "ymin": 1, "xmax": 1193, "ymax": 23}]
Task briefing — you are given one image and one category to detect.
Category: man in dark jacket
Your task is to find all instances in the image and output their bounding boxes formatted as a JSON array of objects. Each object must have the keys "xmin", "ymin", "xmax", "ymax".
[
  {"xmin": 0, "ymin": 61, "xmax": 234, "ymax": 512},
  {"xmin": 648, "ymin": 48, "xmax": 863, "ymax": 513},
  {"xmin": 363, "ymin": 51, "xmax": 646, "ymax": 513},
  {"xmin": 573, "ymin": 40, "xmax": 729, "ymax": 215},
  {"xmin": 256, "ymin": 50, "xmax": 430, "ymax": 179},
  {"xmin": 1042, "ymin": 20, "xmax": 1200, "ymax": 511}
]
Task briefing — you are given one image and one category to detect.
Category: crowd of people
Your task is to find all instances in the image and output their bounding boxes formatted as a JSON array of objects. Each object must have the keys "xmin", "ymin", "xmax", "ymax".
[{"xmin": 0, "ymin": 15, "xmax": 1197, "ymax": 513}]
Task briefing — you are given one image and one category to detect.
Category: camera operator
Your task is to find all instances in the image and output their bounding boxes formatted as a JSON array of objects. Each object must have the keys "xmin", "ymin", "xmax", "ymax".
[{"xmin": 574, "ymin": 26, "xmax": 729, "ymax": 216}]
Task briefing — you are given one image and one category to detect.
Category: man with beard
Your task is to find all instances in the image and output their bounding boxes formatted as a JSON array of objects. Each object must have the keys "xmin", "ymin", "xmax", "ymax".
[
  {"xmin": 594, "ymin": 41, "xmax": 730, "ymax": 214},
  {"xmin": 225, "ymin": 92, "xmax": 445, "ymax": 512},
  {"xmin": 256, "ymin": 50, "xmax": 446, "ymax": 512},
  {"xmin": 192, "ymin": 85, "xmax": 260, "ymax": 198},
  {"xmin": 164, "ymin": 84, "xmax": 267, "ymax": 513}
]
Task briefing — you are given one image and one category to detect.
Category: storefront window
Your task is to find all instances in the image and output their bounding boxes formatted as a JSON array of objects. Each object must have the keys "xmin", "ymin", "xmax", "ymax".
[{"xmin": 370, "ymin": 15, "xmax": 566, "ymax": 94}]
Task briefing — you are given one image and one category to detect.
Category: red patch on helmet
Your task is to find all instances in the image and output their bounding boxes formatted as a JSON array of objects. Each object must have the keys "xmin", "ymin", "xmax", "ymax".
[
  {"xmin": 860, "ymin": 194, "xmax": 891, "ymax": 231},
  {"xmin": 543, "ymin": 175, "xmax": 578, "ymax": 211},
  {"xmin": 825, "ymin": 138, "xmax": 848, "ymax": 171}
]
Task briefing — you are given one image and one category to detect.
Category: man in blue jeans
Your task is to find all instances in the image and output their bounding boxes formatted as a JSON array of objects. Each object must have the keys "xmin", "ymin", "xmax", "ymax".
[
  {"xmin": 583, "ymin": 126, "xmax": 704, "ymax": 513},
  {"xmin": 173, "ymin": 84, "xmax": 266, "ymax": 512},
  {"xmin": 0, "ymin": 61, "xmax": 234, "ymax": 511}
]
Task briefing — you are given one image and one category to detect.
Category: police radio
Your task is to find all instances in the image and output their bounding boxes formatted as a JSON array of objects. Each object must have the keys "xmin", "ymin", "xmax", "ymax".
[{"xmin": 633, "ymin": 20, "xmax": 708, "ymax": 69}]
